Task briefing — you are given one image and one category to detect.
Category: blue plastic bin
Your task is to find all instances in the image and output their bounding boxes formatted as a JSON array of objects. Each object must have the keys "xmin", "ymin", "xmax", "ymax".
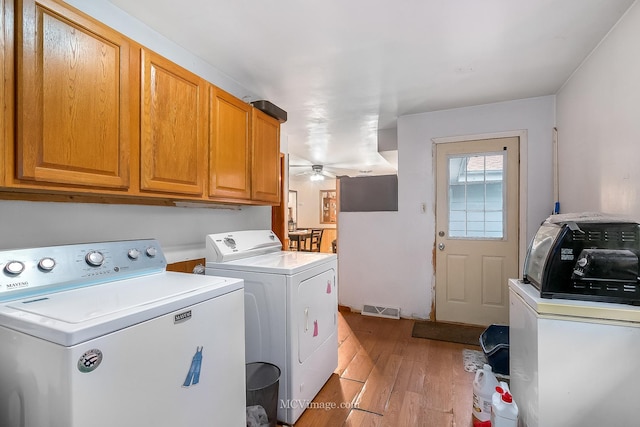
[{"xmin": 480, "ymin": 324, "xmax": 509, "ymax": 375}]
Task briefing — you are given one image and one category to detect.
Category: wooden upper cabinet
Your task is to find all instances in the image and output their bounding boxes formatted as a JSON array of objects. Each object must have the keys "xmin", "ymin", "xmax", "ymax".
[
  {"xmin": 6, "ymin": 0, "xmax": 280, "ymax": 206},
  {"xmin": 15, "ymin": 0, "xmax": 132, "ymax": 189},
  {"xmin": 209, "ymin": 86, "xmax": 251, "ymax": 200},
  {"xmin": 140, "ymin": 48, "xmax": 208, "ymax": 196},
  {"xmin": 251, "ymin": 109, "xmax": 281, "ymax": 203}
]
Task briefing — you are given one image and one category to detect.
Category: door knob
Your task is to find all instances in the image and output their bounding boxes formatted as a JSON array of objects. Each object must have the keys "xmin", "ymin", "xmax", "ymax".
[{"xmin": 438, "ymin": 243, "xmax": 445, "ymax": 251}]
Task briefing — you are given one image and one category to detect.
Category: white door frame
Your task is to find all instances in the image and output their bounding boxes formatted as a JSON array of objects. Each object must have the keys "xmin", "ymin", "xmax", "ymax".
[{"xmin": 432, "ymin": 129, "xmax": 528, "ymax": 277}]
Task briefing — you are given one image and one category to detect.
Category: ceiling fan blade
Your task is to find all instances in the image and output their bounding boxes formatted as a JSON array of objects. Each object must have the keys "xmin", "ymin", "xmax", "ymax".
[
  {"xmin": 321, "ymin": 166, "xmax": 356, "ymax": 177},
  {"xmin": 289, "ymin": 162, "xmax": 351, "ymax": 179}
]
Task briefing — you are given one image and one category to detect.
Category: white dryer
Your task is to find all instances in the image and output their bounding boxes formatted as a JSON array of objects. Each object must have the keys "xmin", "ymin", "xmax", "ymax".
[{"xmin": 205, "ymin": 230, "xmax": 338, "ymax": 425}]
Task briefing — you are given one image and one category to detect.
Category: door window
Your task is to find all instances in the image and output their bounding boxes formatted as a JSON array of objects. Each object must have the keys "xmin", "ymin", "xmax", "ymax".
[{"xmin": 448, "ymin": 153, "xmax": 505, "ymax": 239}]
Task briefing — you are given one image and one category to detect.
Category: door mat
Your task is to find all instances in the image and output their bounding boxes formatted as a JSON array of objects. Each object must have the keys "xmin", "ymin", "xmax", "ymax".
[{"xmin": 411, "ymin": 321, "xmax": 484, "ymax": 347}]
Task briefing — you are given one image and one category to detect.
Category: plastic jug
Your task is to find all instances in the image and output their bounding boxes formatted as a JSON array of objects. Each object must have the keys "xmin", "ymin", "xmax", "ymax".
[
  {"xmin": 491, "ymin": 382, "xmax": 518, "ymax": 427},
  {"xmin": 472, "ymin": 364, "xmax": 499, "ymax": 427}
]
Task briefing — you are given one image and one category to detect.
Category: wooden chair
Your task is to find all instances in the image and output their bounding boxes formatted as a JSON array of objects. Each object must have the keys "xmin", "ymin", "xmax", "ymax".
[
  {"xmin": 290, "ymin": 226, "xmax": 304, "ymax": 250},
  {"xmin": 288, "ymin": 238, "xmax": 299, "ymax": 251},
  {"xmin": 305, "ymin": 229, "xmax": 324, "ymax": 252}
]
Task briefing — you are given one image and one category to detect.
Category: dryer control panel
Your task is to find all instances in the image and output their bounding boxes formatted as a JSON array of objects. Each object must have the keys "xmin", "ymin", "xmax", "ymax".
[
  {"xmin": 0, "ymin": 239, "xmax": 166, "ymax": 302},
  {"xmin": 206, "ymin": 230, "xmax": 282, "ymax": 262}
]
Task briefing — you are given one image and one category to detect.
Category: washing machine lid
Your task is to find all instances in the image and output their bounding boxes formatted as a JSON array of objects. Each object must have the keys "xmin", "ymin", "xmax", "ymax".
[
  {"xmin": 0, "ymin": 272, "xmax": 242, "ymax": 346},
  {"xmin": 206, "ymin": 250, "xmax": 336, "ymax": 275},
  {"xmin": 206, "ymin": 230, "xmax": 282, "ymax": 262}
]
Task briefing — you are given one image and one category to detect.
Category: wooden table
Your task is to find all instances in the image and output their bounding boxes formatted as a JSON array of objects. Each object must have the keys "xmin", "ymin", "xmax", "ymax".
[{"xmin": 288, "ymin": 229, "xmax": 311, "ymax": 251}]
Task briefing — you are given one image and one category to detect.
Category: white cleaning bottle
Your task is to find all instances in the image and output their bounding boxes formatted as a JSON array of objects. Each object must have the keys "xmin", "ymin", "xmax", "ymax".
[
  {"xmin": 491, "ymin": 382, "xmax": 518, "ymax": 427},
  {"xmin": 472, "ymin": 364, "xmax": 499, "ymax": 427}
]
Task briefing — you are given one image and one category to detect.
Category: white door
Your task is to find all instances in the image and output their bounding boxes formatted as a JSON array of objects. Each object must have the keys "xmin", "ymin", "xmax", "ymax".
[{"xmin": 435, "ymin": 137, "xmax": 519, "ymax": 326}]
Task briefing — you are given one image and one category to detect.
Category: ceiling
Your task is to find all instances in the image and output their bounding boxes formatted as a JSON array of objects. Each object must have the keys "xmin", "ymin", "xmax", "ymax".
[{"xmin": 108, "ymin": 0, "xmax": 635, "ymax": 177}]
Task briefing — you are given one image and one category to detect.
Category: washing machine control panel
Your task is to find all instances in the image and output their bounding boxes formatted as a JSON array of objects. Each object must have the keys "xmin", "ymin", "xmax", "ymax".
[{"xmin": 0, "ymin": 239, "xmax": 167, "ymax": 302}]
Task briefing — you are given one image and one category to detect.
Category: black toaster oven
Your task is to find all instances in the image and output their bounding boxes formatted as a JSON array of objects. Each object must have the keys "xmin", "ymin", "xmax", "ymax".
[{"xmin": 522, "ymin": 214, "xmax": 640, "ymax": 305}]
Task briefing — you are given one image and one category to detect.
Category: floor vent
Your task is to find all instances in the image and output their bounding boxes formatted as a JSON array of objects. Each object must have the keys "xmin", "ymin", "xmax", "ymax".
[{"xmin": 361, "ymin": 304, "xmax": 400, "ymax": 319}]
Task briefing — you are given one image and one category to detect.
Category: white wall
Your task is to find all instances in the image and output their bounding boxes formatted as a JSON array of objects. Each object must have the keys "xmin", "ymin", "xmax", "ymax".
[
  {"xmin": 0, "ymin": 0, "xmax": 272, "ymax": 261},
  {"xmin": 556, "ymin": 1, "xmax": 640, "ymax": 219},
  {"xmin": 339, "ymin": 96, "xmax": 556, "ymax": 319},
  {"xmin": 0, "ymin": 201, "xmax": 270, "ymax": 262}
]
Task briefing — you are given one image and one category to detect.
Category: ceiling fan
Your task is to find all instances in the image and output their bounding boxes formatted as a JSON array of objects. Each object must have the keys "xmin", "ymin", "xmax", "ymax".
[
  {"xmin": 290, "ymin": 164, "xmax": 335, "ymax": 181},
  {"xmin": 289, "ymin": 155, "xmax": 366, "ymax": 180}
]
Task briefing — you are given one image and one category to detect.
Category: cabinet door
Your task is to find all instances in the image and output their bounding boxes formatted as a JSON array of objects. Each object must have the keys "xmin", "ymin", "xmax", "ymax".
[
  {"xmin": 166, "ymin": 258, "xmax": 205, "ymax": 273},
  {"xmin": 209, "ymin": 87, "xmax": 251, "ymax": 200},
  {"xmin": 16, "ymin": 0, "xmax": 131, "ymax": 189},
  {"xmin": 251, "ymin": 109, "xmax": 281, "ymax": 203},
  {"xmin": 140, "ymin": 48, "xmax": 207, "ymax": 196}
]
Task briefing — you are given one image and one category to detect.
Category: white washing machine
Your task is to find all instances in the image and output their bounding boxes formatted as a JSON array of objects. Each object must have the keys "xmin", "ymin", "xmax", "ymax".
[
  {"xmin": 0, "ymin": 239, "xmax": 246, "ymax": 427},
  {"xmin": 205, "ymin": 230, "xmax": 338, "ymax": 425}
]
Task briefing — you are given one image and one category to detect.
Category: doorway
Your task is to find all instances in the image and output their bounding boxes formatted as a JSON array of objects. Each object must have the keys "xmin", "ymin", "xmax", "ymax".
[
  {"xmin": 287, "ymin": 176, "xmax": 338, "ymax": 253},
  {"xmin": 434, "ymin": 137, "xmax": 519, "ymax": 326}
]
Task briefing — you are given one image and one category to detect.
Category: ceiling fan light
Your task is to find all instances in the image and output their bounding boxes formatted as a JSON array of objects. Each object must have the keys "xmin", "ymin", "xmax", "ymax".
[{"xmin": 310, "ymin": 173, "xmax": 325, "ymax": 181}]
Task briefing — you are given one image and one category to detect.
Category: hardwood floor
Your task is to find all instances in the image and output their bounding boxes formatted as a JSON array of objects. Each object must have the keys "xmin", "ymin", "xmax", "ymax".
[{"xmin": 288, "ymin": 309, "xmax": 479, "ymax": 427}]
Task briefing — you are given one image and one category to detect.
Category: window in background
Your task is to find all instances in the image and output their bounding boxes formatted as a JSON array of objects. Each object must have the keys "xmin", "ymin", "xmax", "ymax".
[{"xmin": 448, "ymin": 153, "xmax": 505, "ymax": 239}]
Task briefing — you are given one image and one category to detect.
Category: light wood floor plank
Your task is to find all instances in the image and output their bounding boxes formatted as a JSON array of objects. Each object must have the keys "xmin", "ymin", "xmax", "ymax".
[
  {"xmin": 335, "ymin": 333, "xmax": 361, "ymax": 376},
  {"xmin": 344, "ymin": 409, "xmax": 383, "ymax": 426},
  {"xmin": 354, "ymin": 369, "xmax": 396, "ymax": 414},
  {"xmin": 401, "ymin": 337, "xmax": 433, "ymax": 363},
  {"xmin": 397, "ymin": 391, "xmax": 454, "ymax": 427},
  {"xmin": 390, "ymin": 357, "xmax": 416, "ymax": 394},
  {"xmin": 341, "ymin": 345, "xmax": 377, "ymax": 382},
  {"xmin": 292, "ymin": 374, "xmax": 362, "ymax": 427},
  {"xmin": 380, "ymin": 389, "xmax": 407, "ymax": 426},
  {"xmin": 423, "ymin": 340, "xmax": 454, "ymax": 412}
]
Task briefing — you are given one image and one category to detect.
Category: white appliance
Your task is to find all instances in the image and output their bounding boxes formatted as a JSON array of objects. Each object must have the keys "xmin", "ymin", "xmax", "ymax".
[
  {"xmin": 509, "ymin": 278, "xmax": 640, "ymax": 427},
  {"xmin": 0, "ymin": 239, "xmax": 246, "ymax": 427},
  {"xmin": 205, "ymin": 230, "xmax": 338, "ymax": 425}
]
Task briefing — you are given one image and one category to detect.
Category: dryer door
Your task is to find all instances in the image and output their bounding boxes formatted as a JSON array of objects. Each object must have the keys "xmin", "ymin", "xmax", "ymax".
[{"xmin": 297, "ymin": 269, "xmax": 337, "ymax": 363}]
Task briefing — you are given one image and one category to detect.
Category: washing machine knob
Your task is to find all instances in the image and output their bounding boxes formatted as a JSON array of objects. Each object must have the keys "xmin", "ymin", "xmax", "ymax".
[
  {"xmin": 4, "ymin": 261, "xmax": 25, "ymax": 275},
  {"xmin": 38, "ymin": 257, "xmax": 56, "ymax": 272},
  {"xmin": 128, "ymin": 249, "xmax": 140, "ymax": 260},
  {"xmin": 85, "ymin": 251, "xmax": 105, "ymax": 267},
  {"xmin": 146, "ymin": 247, "xmax": 157, "ymax": 258}
]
